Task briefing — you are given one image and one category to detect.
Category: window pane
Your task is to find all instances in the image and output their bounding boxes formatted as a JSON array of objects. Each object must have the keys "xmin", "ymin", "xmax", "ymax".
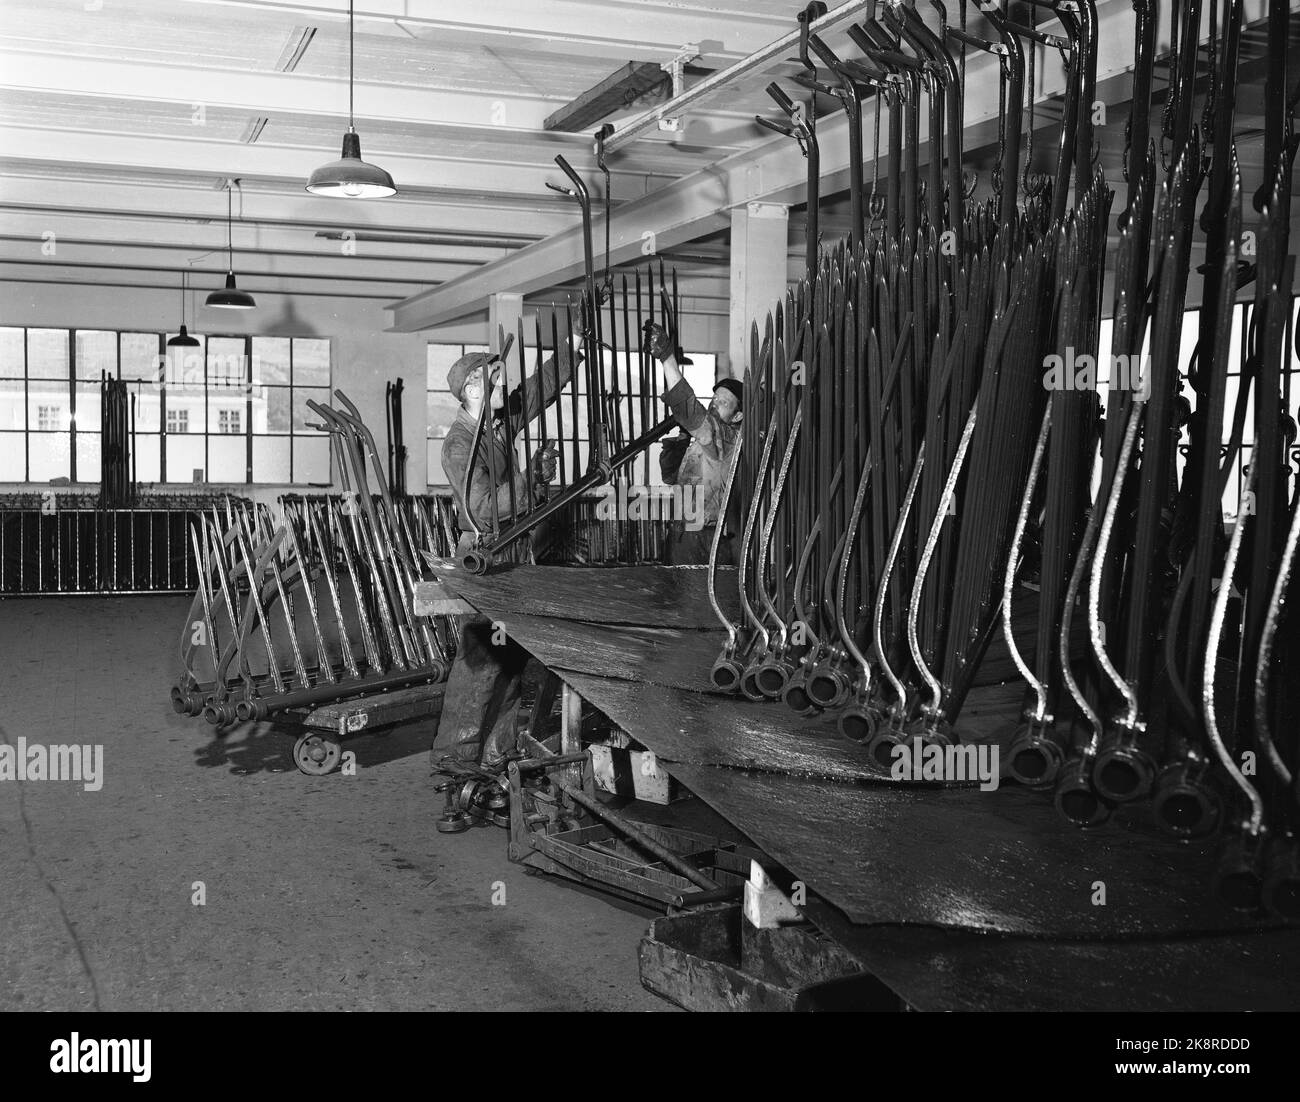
[
  {"xmin": 248, "ymin": 387, "xmax": 269, "ymax": 434},
  {"xmin": 682, "ymin": 353, "xmax": 717, "ymax": 399},
  {"xmin": 207, "ymin": 391, "xmax": 244, "ymax": 435},
  {"xmin": 208, "ymin": 434, "xmax": 245, "ymax": 482},
  {"xmin": 293, "ymin": 436, "xmax": 330, "ymax": 484},
  {"xmin": 252, "ymin": 337, "xmax": 291, "ymax": 385},
  {"xmin": 253, "ymin": 435, "xmax": 291, "ymax": 483},
  {"xmin": 28, "ymin": 329, "xmax": 69, "ymax": 380},
  {"xmin": 119, "ymin": 333, "xmax": 161, "ymax": 381},
  {"xmin": 1, "ymin": 378, "xmax": 26, "ymax": 429},
  {"xmin": 167, "ymin": 434, "xmax": 206, "ymax": 483},
  {"xmin": 166, "ymin": 387, "xmax": 203, "ymax": 438},
  {"xmin": 0, "ymin": 432, "xmax": 24, "ymax": 479},
  {"xmin": 75, "ymin": 330, "xmax": 117, "ymax": 380},
  {"xmin": 293, "ymin": 387, "xmax": 331, "ymax": 431},
  {"xmin": 428, "ymin": 344, "xmax": 464, "ymax": 391},
  {"xmin": 134, "ymin": 433, "xmax": 161, "ymax": 483},
  {"xmin": 207, "ymin": 337, "xmax": 247, "ymax": 394},
  {"xmin": 0, "ymin": 328, "xmax": 23, "ymax": 377},
  {"xmin": 427, "ymin": 391, "xmax": 459, "ymax": 439},
  {"xmin": 131, "ymin": 386, "xmax": 161, "ymax": 433},
  {"xmin": 292, "ymin": 338, "xmax": 330, "ymax": 386},
  {"xmin": 427, "ymin": 439, "xmax": 447, "ymax": 486},
  {"xmin": 29, "ymin": 379, "xmax": 70, "ymax": 429},
  {"xmin": 261, "ymin": 386, "xmax": 290, "ymax": 433},
  {"xmin": 29, "ymin": 431, "xmax": 70, "ymax": 481},
  {"xmin": 162, "ymin": 341, "xmax": 206, "ymax": 394},
  {"xmin": 76, "ymin": 432, "xmax": 101, "ymax": 483}
]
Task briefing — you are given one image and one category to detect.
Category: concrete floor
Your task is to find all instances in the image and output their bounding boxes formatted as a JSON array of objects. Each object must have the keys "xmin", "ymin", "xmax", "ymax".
[{"xmin": 0, "ymin": 596, "xmax": 673, "ymax": 1011}]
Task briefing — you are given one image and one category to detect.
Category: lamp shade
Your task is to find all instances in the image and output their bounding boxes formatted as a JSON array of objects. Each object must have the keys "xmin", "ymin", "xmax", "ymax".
[
  {"xmin": 306, "ymin": 131, "xmax": 397, "ymax": 198},
  {"xmin": 167, "ymin": 324, "xmax": 200, "ymax": 347},
  {"xmin": 206, "ymin": 271, "xmax": 257, "ymax": 310}
]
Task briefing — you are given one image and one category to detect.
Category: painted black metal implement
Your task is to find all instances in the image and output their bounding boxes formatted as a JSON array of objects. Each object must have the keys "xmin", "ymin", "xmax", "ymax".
[
  {"xmin": 169, "ymin": 394, "xmax": 456, "ymax": 733},
  {"xmin": 681, "ymin": 0, "xmax": 1300, "ymax": 921}
]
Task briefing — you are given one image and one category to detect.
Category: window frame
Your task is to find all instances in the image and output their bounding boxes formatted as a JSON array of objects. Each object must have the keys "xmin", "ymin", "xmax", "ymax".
[{"xmin": 0, "ymin": 326, "xmax": 332, "ymax": 485}]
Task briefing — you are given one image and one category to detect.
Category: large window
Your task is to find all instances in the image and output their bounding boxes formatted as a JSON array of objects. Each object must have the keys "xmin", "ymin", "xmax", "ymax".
[
  {"xmin": 426, "ymin": 338, "xmax": 717, "ymax": 488},
  {"xmin": 0, "ymin": 328, "xmax": 332, "ymax": 484}
]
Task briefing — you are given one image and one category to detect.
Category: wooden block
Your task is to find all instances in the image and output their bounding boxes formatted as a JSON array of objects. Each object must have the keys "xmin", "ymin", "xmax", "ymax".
[
  {"xmin": 590, "ymin": 743, "xmax": 680, "ymax": 804},
  {"xmin": 413, "ymin": 579, "xmax": 476, "ymax": 617},
  {"xmin": 743, "ymin": 860, "xmax": 802, "ymax": 929}
]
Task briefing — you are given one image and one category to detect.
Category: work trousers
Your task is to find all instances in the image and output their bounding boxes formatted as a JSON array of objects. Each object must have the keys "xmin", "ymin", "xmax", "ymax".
[{"xmin": 430, "ymin": 613, "xmax": 531, "ymax": 771}]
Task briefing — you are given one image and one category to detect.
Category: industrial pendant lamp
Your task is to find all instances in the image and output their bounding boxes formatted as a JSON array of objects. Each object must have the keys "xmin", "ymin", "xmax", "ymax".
[
  {"xmin": 167, "ymin": 269, "xmax": 200, "ymax": 346},
  {"xmin": 206, "ymin": 183, "xmax": 256, "ymax": 310},
  {"xmin": 306, "ymin": 0, "xmax": 397, "ymax": 198}
]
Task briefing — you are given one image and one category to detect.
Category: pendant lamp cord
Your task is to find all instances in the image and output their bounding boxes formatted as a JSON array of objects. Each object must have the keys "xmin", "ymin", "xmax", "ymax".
[
  {"xmin": 348, "ymin": 0, "xmax": 355, "ymax": 132},
  {"xmin": 227, "ymin": 184, "xmax": 233, "ymax": 273}
]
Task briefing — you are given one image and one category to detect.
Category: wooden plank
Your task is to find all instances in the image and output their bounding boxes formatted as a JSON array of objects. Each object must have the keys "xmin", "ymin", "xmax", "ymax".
[
  {"xmin": 300, "ymin": 682, "xmax": 443, "ymax": 735},
  {"xmin": 665, "ymin": 763, "xmax": 1290, "ymax": 939}
]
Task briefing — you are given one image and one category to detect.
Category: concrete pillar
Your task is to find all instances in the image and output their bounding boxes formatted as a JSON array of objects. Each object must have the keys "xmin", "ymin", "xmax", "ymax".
[
  {"xmin": 488, "ymin": 292, "xmax": 524, "ymax": 384},
  {"xmin": 728, "ymin": 201, "xmax": 789, "ymax": 381}
]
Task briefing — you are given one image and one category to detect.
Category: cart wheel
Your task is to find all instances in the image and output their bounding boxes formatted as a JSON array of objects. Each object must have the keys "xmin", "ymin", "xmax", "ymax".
[{"xmin": 293, "ymin": 732, "xmax": 343, "ymax": 776}]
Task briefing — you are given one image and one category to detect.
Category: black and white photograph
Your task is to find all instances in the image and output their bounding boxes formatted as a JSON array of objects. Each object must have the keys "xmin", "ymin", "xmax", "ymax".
[{"xmin": 0, "ymin": 0, "xmax": 1297, "ymax": 1050}]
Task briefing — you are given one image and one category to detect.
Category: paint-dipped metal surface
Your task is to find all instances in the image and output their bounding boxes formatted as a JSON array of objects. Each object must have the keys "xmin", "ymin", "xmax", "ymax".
[
  {"xmin": 559, "ymin": 671, "xmax": 1017, "ymax": 783},
  {"xmin": 444, "ymin": 565, "xmax": 1288, "ymax": 947},
  {"xmin": 667, "ymin": 765, "xmax": 1284, "ymax": 938},
  {"xmin": 470, "ymin": 612, "xmax": 725, "ymax": 695},
  {"xmin": 799, "ymin": 901, "xmax": 1300, "ymax": 1011},
  {"xmin": 445, "ymin": 563, "xmax": 740, "ymax": 629}
]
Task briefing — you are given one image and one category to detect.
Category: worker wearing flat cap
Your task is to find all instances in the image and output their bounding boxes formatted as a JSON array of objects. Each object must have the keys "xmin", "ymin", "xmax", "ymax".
[
  {"xmin": 643, "ymin": 321, "xmax": 743, "ymax": 566},
  {"xmin": 431, "ymin": 336, "xmax": 580, "ymax": 775}
]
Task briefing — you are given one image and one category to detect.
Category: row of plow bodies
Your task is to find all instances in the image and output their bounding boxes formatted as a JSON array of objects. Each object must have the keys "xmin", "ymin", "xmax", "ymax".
[
  {"xmin": 711, "ymin": 0, "xmax": 1299, "ymax": 919},
  {"xmin": 170, "ymin": 390, "xmax": 461, "ymax": 727}
]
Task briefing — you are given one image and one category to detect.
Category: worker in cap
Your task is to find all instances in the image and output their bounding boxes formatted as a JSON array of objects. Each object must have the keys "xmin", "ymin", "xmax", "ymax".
[
  {"xmin": 431, "ymin": 333, "xmax": 581, "ymax": 776},
  {"xmin": 643, "ymin": 321, "xmax": 743, "ymax": 566}
]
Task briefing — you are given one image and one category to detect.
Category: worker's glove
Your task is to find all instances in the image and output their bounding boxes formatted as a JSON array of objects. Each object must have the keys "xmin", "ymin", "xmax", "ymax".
[
  {"xmin": 642, "ymin": 321, "xmax": 673, "ymax": 361},
  {"xmin": 531, "ymin": 442, "xmax": 559, "ymax": 491}
]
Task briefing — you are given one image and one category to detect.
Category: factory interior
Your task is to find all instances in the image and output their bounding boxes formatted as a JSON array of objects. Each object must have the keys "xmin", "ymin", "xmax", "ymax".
[{"xmin": 2, "ymin": 0, "xmax": 1299, "ymax": 1024}]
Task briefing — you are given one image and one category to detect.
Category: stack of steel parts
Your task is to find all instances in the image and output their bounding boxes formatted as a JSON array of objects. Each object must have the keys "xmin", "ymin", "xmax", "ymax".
[
  {"xmin": 459, "ymin": 155, "xmax": 686, "ymax": 574},
  {"xmin": 701, "ymin": 0, "xmax": 1297, "ymax": 919},
  {"xmin": 99, "ymin": 371, "xmax": 136, "ymax": 509},
  {"xmin": 170, "ymin": 390, "xmax": 456, "ymax": 728}
]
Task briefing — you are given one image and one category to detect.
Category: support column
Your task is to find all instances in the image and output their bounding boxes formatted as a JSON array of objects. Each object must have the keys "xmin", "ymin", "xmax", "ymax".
[
  {"xmin": 728, "ymin": 201, "xmax": 789, "ymax": 379},
  {"xmin": 488, "ymin": 292, "xmax": 524, "ymax": 384}
]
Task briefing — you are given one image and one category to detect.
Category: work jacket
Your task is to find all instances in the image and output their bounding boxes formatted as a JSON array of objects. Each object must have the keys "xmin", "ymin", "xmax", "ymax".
[
  {"xmin": 661, "ymin": 377, "xmax": 742, "ymax": 533},
  {"xmin": 441, "ymin": 346, "xmax": 576, "ymax": 545}
]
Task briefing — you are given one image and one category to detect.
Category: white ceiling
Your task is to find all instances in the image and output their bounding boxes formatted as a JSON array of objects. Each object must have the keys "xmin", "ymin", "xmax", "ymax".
[
  {"xmin": 2, "ymin": 0, "xmax": 1296, "ymax": 321},
  {"xmin": 0, "ymin": 0, "xmax": 837, "ymax": 310}
]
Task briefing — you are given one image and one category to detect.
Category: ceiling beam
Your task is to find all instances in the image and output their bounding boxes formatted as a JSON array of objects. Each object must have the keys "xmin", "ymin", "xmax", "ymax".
[
  {"xmin": 0, "ymin": 126, "xmax": 669, "ymax": 200},
  {"xmin": 169, "ymin": 0, "xmax": 793, "ymax": 66},
  {"xmin": 0, "ymin": 213, "xmax": 517, "ymax": 264},
  {"xmin": 0, "ymin": 174, "xmax": 578, "ymax": 236},
  {"xmin": 0, "ymin": 264, "xmax": 417, "ymax": 300}
]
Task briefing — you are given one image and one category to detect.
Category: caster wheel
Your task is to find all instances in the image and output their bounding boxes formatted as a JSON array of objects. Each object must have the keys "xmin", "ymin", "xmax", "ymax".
[
  {"xmin": 479, "ymin": 785, "xmax": 510, "ymax": 812},
  {"xmin": 437, "ymin": 812, "xmax": 471, "ymax": 834},
  {"xmin": 293, "ymin": 733, "xmax": 342, "ymax": 776}
]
